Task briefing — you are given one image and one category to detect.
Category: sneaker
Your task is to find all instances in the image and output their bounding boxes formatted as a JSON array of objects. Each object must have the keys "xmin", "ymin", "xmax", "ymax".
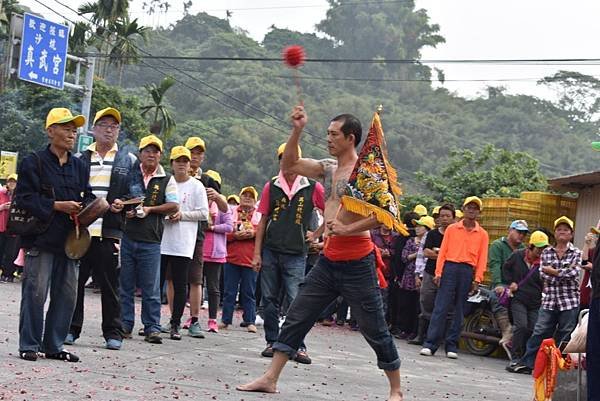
[
  {"xmin": 294, "ymin": 349, "xmax": 312, "ymax": 365},
  {"xmin": 446, "ymin": 351, "xmax": 458, "ymax": 359},
  {"xmin": 321, "ymin": 318, "xmax": 334, "ymax": 327},
  {"xmin": 106, "ymin": 339, "xmax": 122, "ymax": 350},
  {"xmin": 240, "ymin": 322, "xmax": 250, "ymax": 327},
  {"xmin": 64, "ymin": 333, "xmax": 76, "ymax": 345},
  {"xmin": 188, "ymin": 322, "xmax": 205, "ymax": 338},
  {"xmin": 144, "ymin": 332, "xmax": 162, "ymax": 344},
  {"xmin": 160, "ymin": 322, "xmax": 171, "ymax": 334},
  {"xmin": 182, "ymin": 317, "xmax": 192, "ymax": 329},
  {"xmin": 506, "ymin": 363, "xmax": 532, "ymax": 374},
  {"xmin": 122, "ymin": 330, "xmax": 132, "ymax": 339},
  {"xmin": 420, "ymin": 348, "xmax": 433, "ymax": 356},
  {"xmin": 261, "ymin": 344, "xmax": 274, "ymax": 358},
  {"xmin": 20, "ymin": 351, "xmax": 38, "ymax": 361},
  {"xmin": 335, "ymin": 319, "xmax": 345, "ymax": 326},
  {"xmin": 138, "ymin": 327, "xmax": 145, "ymax": 336},
  {"xmin": 170, "ymin": 325, "xmax": 182, "ymax": 341},
  {"xmin": 246, "ymin": 324, "xmax": 257, "ymax": 333},
  {"xmin": 207, "ymin": 319, "xmax": 218, "ymax": 333},
  {"xmin": 46, "ymin": 350, "xmax": 80, "ymax": 362},
  {"xmin": 255, "ymin": 316, "xmax": 264, "ymax": 326},
  {"xmin": 218, "ymin": 322, "xmax": 230, "ymax": 330}
]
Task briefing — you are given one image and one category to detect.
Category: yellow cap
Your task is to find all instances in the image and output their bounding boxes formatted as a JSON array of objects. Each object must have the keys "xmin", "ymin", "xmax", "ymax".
[
  {"xmin": 169, "ymin": 146, "xmax": 191, "ymax": 161},
  {"xmin": 554, "ymin": 216, "xmax": 574, "ymax": 230},
  {"xmin": 185, "ymin": 137, "xmax": 206, "ymax": 152},
  {"xmin": 239, "ymin": 186, "xmax": 259, "ymax": 201},
  {"xmin": 412, "ymin": 215, "xmax": 435, "ymax": 230},
  {"xmin": 6, "ymin": 174, "xmax": 17, "ymax": 182},
  {"xmin": 227, "ymin": 195, "xmax": 240, "ymax": 204},
  {"xmin": 139, "ymin": 134, "xmax": 163, "ymax": 152},
  {"xmin": 413, "ymin": 204, "xmax": 428, "ymax": 217},
  {"xmin": 93, "ymin": 107, "xmax": 122, "ymax": 125},
  {"xmin": 455, "ymin": 210, "xmax": 464, "ymax": 219},
  {"xmin": 463, "ymin": 196, "xmax": 483, "ymax": 210},
  {"xmin": 45, "ymin": 108, "xmax": 85, "ymax": 129},
  {"xmin": 277, "ymin": 143, "xmax": 302, "ymax": 158},
  {"xmin": 205, "ymin": 169, "xmax": 222, "ymax": 185},
  {"xmin": 591, "ymin": 219, "xmax": 600, "ymax": 235},
  {"xmin": 529, "ymin": 231, "xmax": 549, "ymax": 248},
  {"xmin": 432, "ymin": 206, "xmax": 440, "ymax": 216}
]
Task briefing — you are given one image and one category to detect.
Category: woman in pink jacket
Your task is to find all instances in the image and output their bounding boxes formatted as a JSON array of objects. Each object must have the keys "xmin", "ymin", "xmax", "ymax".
[{"xmin": 202, "ymin": 171, "xmax": 233, "ymax": 333}]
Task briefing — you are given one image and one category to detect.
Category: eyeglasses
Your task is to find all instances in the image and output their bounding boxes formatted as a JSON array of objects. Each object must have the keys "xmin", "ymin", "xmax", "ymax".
[{"xmin": 96, "ymin": 123, "xmax": 120, "ymax": 131}]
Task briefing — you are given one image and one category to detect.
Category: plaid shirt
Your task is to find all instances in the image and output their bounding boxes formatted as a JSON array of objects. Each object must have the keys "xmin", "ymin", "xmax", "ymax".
[{"xmin": 539, "ymin": 242, "xmax": 581, "ymax": 311}]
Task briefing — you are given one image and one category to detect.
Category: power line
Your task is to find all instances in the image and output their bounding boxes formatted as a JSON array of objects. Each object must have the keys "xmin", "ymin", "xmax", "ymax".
[
  {"xmin": 129, "ymin": 0, "xmax": 413, "ymax": 14},
  {"xmin": 77, "ymin": 53, "xmax": 600, "ymax": 65}
]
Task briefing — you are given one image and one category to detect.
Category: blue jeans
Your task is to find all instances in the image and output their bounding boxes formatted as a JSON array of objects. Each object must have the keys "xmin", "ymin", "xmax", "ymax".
[
  {"xmin": 423, "ymin": 262, "xmax": 473, "ymax": 353},
  {"xmin": 19, "ymin": 249, "xmax": 78, "ymax": 354},
  {"xmin": 588, "ymin": 298, "xmax": 600, "ymax": 401},
  {"xmin": 519, "ymin": 307, "xmax": 578, "ymax": 368},
  {"xmin": 260, "ymin": 248, "xmax": 307, "ymax": 345},
  {"xmin": 221, "ymin": 263, "xmax": 258, "ymax": 325},
  {"xmin": 274, "ymin": 253, "xmax": 400, "ymax": 371},
  {"xmin": 119, "ymin": 236, "xmax": 162, "ymax": 335}
]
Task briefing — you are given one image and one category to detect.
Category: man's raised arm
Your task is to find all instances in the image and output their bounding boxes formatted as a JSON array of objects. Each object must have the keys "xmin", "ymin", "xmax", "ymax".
[{"xmin": 281, "ymin": 105, "xmax": 325, "ymax": 180}]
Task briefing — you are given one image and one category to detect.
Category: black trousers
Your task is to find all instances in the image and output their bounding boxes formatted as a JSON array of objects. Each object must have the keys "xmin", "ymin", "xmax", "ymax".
[
  {"xmin": 160, "ymin": 254, "xmax": 191, "ymax": 327},
  {"xmin": 0, "ymin": 233, "xmax": 19, "ymax": 278},
  {"xmin": 70, "ymin": 237, "xmax": 123, "ymax": 341},
  {"xmin": 396, "ymin": 288, "xmax": 420, "ymax": 334}
]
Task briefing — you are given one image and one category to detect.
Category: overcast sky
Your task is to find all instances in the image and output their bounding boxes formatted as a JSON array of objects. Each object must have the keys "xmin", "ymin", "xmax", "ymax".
[{"xmin": 19, "ymin": 0, "xmax": 600, "ymax": 100}]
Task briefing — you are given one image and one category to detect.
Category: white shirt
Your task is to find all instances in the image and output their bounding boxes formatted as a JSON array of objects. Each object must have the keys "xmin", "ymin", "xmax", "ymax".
[{"xmin": 161, "ymin": 177, "xmax": 208, "ymax": 258}]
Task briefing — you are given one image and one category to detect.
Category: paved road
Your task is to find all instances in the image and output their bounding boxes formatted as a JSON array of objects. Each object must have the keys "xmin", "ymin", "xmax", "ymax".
[{"xmin": 0, "ymin": 281, "xmax": 532, "ymax": 401}]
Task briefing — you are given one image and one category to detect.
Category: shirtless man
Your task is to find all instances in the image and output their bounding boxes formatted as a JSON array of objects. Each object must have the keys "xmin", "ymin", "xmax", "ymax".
[{"xmin": 237, "ymin": 105, "xmax": 403, "ymax": 401}]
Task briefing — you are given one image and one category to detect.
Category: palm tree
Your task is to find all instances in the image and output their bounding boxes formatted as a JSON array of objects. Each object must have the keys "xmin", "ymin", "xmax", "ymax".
[
  {"xmin": 109, "ymin": 17, "xmax": 148, "ymax": 85},
  {"xmin": 141, "ymin": 76, "xmax": 176, "ymax": 141},
  {"xmin": 78, "ymin": 0, "xmax": 130, "ymax": 78}
]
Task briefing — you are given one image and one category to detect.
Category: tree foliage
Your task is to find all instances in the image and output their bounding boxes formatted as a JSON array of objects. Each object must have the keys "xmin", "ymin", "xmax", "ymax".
[{"xmin": 415, "ymin": 145, "xmax": 548, "ymax": 206}]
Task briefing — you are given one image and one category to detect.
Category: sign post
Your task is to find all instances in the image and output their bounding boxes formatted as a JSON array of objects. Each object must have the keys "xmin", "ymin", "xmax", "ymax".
[{"xmin": 17, "ymin": 13, "xmax": 69, "ymax": 90}]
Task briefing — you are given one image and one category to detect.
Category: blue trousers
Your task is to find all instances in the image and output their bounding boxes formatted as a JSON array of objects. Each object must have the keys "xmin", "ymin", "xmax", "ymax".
[
  {"xmin": 119, "ymin": 236, "xmax": 162, "ymax": 335},
  {"xmin": 19, "ymin": 249, "xmax": 78, "ymax": 354},
  {"xmin": 423, "ymin": 262, "xmax": 473, "ymax": 353},
  {"xmin": 274, "ymin": 253, "xmax": 400, "ymax": 371},
  {"xmin": 221, "ymin": 263, "xmax": 258, "ymax": 325}
]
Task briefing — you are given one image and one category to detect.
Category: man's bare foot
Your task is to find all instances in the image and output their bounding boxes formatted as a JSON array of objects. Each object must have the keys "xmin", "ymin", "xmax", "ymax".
[
  {"xmin": 236, "ymin": 375, "xmax": 278, "ymax": 393},
  {"xmin": 388, "ymin": 390, "xmax": 403, "ymax": 401}
]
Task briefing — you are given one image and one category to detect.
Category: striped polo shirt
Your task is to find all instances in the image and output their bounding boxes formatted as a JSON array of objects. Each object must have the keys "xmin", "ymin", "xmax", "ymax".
[{"xmin": 86, "ymin": 142, "xmax": 117, "ymax": 238}]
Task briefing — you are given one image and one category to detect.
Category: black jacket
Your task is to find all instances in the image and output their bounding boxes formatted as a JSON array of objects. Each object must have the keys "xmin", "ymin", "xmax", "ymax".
[
  {"xmin": 78, "ymin": 148, "xmax": 137, "ymax": 239},
  {"xmin": 16, "ymin": 147, "xmax": 95, "ymax": 254},
  {"xmin": 501, "ymin": 249, "xmax": 543, "ymax": 308}
]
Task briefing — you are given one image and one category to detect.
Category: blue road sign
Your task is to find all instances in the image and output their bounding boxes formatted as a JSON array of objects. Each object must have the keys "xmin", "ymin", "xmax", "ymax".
[{"xmin": 18, "ymin": 13, "xmax": 69, "ymax": 90}]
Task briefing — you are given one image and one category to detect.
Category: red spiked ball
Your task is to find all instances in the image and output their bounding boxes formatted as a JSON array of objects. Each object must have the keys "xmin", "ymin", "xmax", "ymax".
[{"xmin": 282, "ymin": 45, "xmax": 306, "ymax": 68}]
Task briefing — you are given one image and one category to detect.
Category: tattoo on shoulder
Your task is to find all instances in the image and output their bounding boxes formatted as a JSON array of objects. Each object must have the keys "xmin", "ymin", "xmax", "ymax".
[{"xmin": 319, "ymin": 159, "xmax": 337, "ymax": 198}]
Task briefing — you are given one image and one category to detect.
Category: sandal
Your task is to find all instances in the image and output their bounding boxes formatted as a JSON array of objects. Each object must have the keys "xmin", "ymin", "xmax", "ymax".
[
  {"xmin": 45, "ymin": 351, "xmax": 80, "ymax": 362},
  {"xmin": 20, "ymin": 351, "xmax": 38, "ymax": 361}
]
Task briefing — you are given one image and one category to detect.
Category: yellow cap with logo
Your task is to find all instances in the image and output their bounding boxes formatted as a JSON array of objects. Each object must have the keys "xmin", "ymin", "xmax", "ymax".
[
  {"xmin": 463, "ymin": 196, "xmax": 483, "ymax": 210},
  {"xmin": 413, "ymin": 204, "xmax": 428, "ymax": 217},
  {"xmin": 45, "ymin": 108, "xmax": 85, "ymax": 129},
  {"xmin": 277, "ymin": 143, "xmax": 302, "ymax": 158},
  {"xmin": 432, "ymin": 206, "xmax": 441, "ymax": 216},
  {"xmin": 169, "ymin": 146, "xmax": 191, "ymax": 161},
  {"xmin": 205, "ymin": 170, "xmax": 222, "ymax": 185},
  {"xmin": 139, "ymin": 134, "xmax": 163, "ymax": 152},
  {"xmin": 529, "ymin": 231, "xmax": 549, "ymax": 247},
  {"xmin": 185, "ymin": 137, "xmax": 206, "ymax": 152},
  {"xmin": 455, "ymin": 209, "xmax": 464, "ymax": 219},
  {"xmin": 93, "ymin": 107, "xmax": 122, "ymax": 125},
  {"xmin": 554, "ymin": 216, "xmax": 574, "ymax": 230},
  {"xmin": 239, "ymin": 186, "xmax": 259, "ymax": 201},
  {"xmin": 7, "ymin": 174, "xmax": 17, "ymax": 182},
  {"xmin": 412, "ymin": 215, "xmax": 435, "ymax": 230}
]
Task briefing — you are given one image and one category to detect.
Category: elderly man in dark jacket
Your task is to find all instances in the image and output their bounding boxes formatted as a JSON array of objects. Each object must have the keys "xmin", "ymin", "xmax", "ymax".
[{"xmin": 17, "ymin": 108, "xmax": 95, "ymax": 362}]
